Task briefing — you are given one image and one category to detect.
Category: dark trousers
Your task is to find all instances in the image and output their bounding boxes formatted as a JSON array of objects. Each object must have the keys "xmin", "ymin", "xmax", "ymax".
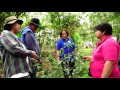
[
  {"xmin": 61, "ymin": 61, "xmax": 75, "ymax": 78},
  {"xmin": 29, "ymin": 66, "xmax": 37, "ymax": 78}
]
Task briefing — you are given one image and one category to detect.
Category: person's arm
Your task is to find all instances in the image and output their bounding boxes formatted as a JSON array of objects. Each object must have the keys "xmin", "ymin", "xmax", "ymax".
[
  {"xmin": 25, "ymin": 32, "xmax": 40, "ymax": 62},
  {"xmin": 1, "ymin": 33, "xmax": 32, "ymax": 57},
  {"xmin": 70, "ymin": 39, "xmax": 75, "ymax": 50},
  {"xmin": 25, "ymin": 32, "xmax": 37, "ymax": 52},
  {"xmin": 56, "ymin": 50, "xmax": 61, "ymax": 63},
  {"xmin": 83, "ymin": 56, "xmax": 93, "ymax": 61},
  {"xmin": 101, "ymin": 43, "xmax": 118, "ymax": 78},
  {"xmin": 101, "ymin": 60, "xmax": 115, "ymax": 78},
  {"xmin": 56, "ymin": 40, "xmax": 61, "ymax": 64}
]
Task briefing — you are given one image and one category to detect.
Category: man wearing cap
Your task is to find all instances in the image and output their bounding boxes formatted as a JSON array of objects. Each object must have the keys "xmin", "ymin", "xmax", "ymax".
[
  {"xmin": 0, "ymin": 16, "xmax": 40, "ymax": 78},
  {"xmin": 21, "ymin": 18, "xmax": 40, "ymax": 78}
]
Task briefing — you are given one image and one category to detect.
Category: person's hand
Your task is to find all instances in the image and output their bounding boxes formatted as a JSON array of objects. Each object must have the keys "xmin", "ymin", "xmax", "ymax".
[
  {"xmin": 31, "ymin": 51, "xmax": 40, "ymax": 61},
  {"xmin": 83, "ymin": 56, "xmax": 92, "ymax": 61},
  {"xmin": 58, "ymin": 60, "xmax": 61, "ymax": 65},
  {"xmin": 32, "ymin": 59, "xmax": 38, "ymax": 64},
  {"xmin": 57, "ymin": 57, "xmax": 61, "ymax": 64},
  {"xmin": 83, "ymin": 56, "xmax": 89, "ymax": 60}
]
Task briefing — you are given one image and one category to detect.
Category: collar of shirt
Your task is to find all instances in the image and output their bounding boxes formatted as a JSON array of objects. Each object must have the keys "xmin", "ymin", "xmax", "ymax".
[
  {"xmin": 96, "ymin": 35, "xmax": 112, "ymax": 48},
  {"xmin": 62, "ymin": 38, "xmax": 69, "ymax": 42}
]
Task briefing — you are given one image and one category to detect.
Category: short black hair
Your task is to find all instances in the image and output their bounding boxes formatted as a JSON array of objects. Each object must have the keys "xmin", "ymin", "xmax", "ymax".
[
  {"xmin": 94, "ymin": 23, "xmax": 112, "ymax": 35},
  {"xmin": 60, "ymin": 29, "xmax": 69, "ymax": 37},
  {"xmin": 4, "ymin": 24, "xmax": 12, "ymax": 31}
]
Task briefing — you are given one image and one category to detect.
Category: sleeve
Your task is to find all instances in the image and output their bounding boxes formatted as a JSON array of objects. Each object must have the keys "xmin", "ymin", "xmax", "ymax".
[
  {"xmin": 102, "ymin": 43, "xmax": 118, "ymax": 62},
  {"xmin": 56, "ymin": 40, "xmax": 61, "ymax": 50},
  {"xmin": 25, "ymin": 32, "xmax": 37, "ymax": 52},
  {"xmin": 1, "ymin": 34, "xmax": 32, "ymax": 57},
  {"xmin": 71, "ymin": 39, "xmax": 75, "ymax": 50}
]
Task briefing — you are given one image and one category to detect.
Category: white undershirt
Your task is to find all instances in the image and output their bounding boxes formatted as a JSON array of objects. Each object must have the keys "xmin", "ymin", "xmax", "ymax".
[
  {"xmin": 10, "ymin": 72, "xmax": 29, "ymax": 78},
  {"xmin": 10, "ymin": 57, "xmax": 29, "ymax": 78}
]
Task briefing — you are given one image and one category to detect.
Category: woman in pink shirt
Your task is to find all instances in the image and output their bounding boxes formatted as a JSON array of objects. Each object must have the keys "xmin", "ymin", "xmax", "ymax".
[{"xmin": 83, "ymin": 23, "xmax": 120, "ymax": 78}]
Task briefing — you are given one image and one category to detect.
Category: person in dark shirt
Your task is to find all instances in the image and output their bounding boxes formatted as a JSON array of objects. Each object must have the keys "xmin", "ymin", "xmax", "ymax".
[{"xmin": 21, "ymin": 18, "xmax": 40, "ymax": 78}]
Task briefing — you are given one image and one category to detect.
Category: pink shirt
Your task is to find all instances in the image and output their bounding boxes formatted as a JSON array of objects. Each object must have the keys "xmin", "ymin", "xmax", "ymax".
[{"xmin": 90, "ymin": 35, "xmax": 120, "ymax": 78}]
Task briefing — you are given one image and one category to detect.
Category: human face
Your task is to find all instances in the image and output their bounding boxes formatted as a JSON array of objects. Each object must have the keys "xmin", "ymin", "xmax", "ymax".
[
  {"xmin": 12, "ymin": 22, "xmax": 21, "ymax": 34},
  {"xmin": 30, "ymin": 24, "xmax": 38, "ymax": 33},
  {"xmin": 61, "ymin": 31, "xmax": 68, "ymax": 40},
  {"xmin": 33, "ymin": 24, "xmax": 38, "ymax": 31},
  {"xmin": 95, "ymin": 30, "xmax": 105, "ymax": 40}
]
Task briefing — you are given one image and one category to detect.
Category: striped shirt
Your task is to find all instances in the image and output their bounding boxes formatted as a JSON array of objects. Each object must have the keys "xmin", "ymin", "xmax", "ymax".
[{"xmin": 0, "ymin": 30, "xmax": 32, "ymax": 78}]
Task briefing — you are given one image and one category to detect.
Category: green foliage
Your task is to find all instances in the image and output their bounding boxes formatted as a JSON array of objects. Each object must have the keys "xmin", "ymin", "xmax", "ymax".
[
  {"xmin": 73, "ymin": 32, "xmax": 82, "ymax": 44},
  {"xmin": 1, "ymin": 12, "xmax": 120, "ymax": 78},
  {"xmin": 48, "ymin": 12, "xmax": 81, "ymax": 38},
  {"xmin": 89, "ymin": 12, "xmax": 120, "ymax": 36}
]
